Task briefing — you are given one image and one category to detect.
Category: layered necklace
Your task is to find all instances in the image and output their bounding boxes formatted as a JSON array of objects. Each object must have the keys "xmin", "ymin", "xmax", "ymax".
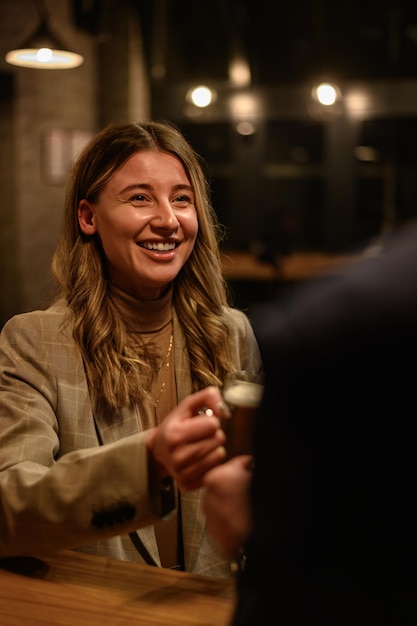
[
  {"xmin": 152, "ymin": 330, "xmax": 174, "ymax": 415},
  {"xmin": 108, "ymin": 283, "xmax": 176, "ymax": 429}
]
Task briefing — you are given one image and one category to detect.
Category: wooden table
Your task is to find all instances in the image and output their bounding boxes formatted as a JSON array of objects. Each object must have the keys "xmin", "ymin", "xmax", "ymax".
[
  {"xmin": 221, "ymin": 249, "xmax": 358, "ymax": 282},
  {"xmin": 0, "ymin": 549, "xmax": 236, "ymax": 626}
]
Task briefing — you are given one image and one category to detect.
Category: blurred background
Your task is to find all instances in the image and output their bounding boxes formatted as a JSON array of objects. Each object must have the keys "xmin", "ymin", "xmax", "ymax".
[{"xmin": 1, "ymin": 0, "xmax": 417, "ymax": 325}]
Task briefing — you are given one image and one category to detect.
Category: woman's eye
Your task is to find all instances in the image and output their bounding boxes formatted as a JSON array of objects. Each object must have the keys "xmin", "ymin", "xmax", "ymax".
[
  {"xmin": 126, "ymin": 193, "xmax": 194, "ymax": 206},
  {"xmin": 174, "ymin": 194, "xmax": 192, "ymax": 204},
  {"xmin": 127, "ymin": 193, "xmax": 149, "ymax": 205}
]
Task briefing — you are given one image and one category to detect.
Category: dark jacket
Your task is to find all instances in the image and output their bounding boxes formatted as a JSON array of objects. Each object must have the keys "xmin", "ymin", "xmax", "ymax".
[{"xmin": 234, "ymin": 224, "xmax": 417, "ymax": 625}]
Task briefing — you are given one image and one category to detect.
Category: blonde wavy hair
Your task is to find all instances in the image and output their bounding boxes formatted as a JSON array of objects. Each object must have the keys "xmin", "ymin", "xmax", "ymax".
[{"xmin": 51, "ymin": 120, "xmax": 236, "ymax": 412}]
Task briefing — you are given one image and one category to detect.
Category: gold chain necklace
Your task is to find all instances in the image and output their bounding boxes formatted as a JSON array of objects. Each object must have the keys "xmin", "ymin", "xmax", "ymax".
[{"xmin": 153, "ymin": 333, "xmax": 174, "ymax": 411}]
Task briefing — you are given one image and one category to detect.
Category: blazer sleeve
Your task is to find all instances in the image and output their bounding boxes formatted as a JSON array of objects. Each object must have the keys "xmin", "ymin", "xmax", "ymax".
[{"xmin": 0, "ymin": 312, "xmax": 170, "ymax": 558}]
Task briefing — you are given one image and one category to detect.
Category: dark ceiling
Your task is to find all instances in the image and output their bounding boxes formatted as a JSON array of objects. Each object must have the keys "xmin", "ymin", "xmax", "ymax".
[{"xmin": 73, "ymin": 0, "xmax": 417, "ymax": 85}]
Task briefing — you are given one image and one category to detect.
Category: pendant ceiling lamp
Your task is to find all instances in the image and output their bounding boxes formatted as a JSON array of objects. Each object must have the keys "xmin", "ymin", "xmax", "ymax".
[{"xmin": 5, "ymin": 1, "xmax": 84, "ymax": 70}]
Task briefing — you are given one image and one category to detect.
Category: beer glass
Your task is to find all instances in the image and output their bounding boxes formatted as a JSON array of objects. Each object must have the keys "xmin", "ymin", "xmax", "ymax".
[{"xmin": 222, "ymin": 370, "xmax": 264, "ymax": 459}]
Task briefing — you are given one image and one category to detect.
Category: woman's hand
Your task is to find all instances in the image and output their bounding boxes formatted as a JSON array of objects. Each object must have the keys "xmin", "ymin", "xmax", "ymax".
[
  {"xmin": 201, "ymin": 455, "xmax": 253, "ymax": 558},
  {"xmin": 146, "ymin": 386, "xmax": 229, "ymax": 491}
]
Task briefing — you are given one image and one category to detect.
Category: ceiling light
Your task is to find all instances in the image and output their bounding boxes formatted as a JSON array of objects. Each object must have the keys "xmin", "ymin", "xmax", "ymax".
[
  {"xmin": 229, "ymin": 56, "xmax": 251, "ymax": 87},
  {"xmin": 186, "ymin": 85, "xmax": 217, "ymax": 108},
  {"xmin": 5, "ymin": 7, "xmax": 84, "ymax": 70},
  {"xmin": 311, "ymin": 82, "xmax": 341, "ymax": 106},
  {"xmin": 236, "ymin": 121, "xmax": 256, "ymax": 136}
]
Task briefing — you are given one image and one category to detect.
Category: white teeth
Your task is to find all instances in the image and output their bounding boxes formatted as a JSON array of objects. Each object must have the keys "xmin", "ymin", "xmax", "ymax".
[{"xmin": 140, "ymin": 242, "xmax": 176, "ymax": 251}]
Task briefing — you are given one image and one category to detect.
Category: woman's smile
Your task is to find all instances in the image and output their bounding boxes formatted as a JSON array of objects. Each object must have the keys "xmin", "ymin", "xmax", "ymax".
[{"xmin": 137, "ymin": 241, "xmax": 178, "ymax": 252}]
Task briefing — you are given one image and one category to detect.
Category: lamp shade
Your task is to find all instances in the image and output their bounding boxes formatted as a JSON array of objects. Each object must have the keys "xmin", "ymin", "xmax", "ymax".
[{"xmin": 5, "ymin": 15, "xmax": 84, "ymax": 69}]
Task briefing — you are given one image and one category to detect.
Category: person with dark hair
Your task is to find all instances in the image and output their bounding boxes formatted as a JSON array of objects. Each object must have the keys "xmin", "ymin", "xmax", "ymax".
[
  {"xmin": 203, "ymin": 222, "xmax": 417, "ymax": 622},
  {"xmin": 0, "ymin": 120, "xmax": 261, "ymax": 577}
]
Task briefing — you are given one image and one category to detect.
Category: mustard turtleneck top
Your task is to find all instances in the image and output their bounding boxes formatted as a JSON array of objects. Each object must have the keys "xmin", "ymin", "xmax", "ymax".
[{"xmin": 109, "ymin": 283, "xmax": 177, "ymax": 428}]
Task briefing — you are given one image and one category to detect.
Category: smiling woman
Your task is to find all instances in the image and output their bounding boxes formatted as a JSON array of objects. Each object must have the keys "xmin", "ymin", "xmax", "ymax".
[
  {"xmin": 0, "ymin": 120, "xmax": 262, "ymax": 578},
  {"xmin": 77, "ymin": 149, "xmax": 198, "ymax": 301}
]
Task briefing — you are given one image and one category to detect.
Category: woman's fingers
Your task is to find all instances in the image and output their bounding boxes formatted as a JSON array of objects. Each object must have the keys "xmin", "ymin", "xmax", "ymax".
[
  {"xmin": 175, "ymin": 445, "xmax": 227, "ymax": 491},
  {"xmin": 148, "ymin": 386, "xmax": 232, "ymax": 490}
]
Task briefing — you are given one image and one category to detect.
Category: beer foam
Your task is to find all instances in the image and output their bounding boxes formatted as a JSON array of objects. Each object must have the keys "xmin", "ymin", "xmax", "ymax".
[{"xmin": 223, "ymin": 381, "xmax": 263, "ymax": 408}]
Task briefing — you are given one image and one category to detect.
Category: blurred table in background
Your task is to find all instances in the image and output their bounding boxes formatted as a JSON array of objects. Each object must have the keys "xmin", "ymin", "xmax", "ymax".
[
  {"xmin": 0, "ymin": 549, "xmax": 235, "ymax": 626},
  {"xmin": 221, "ymin": 249, "xmax": 358, "ymax": 282}
]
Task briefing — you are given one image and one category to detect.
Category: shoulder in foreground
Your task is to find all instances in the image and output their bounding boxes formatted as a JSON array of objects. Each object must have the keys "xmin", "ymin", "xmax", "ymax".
[{"xmin": 1, "ymin": 300, "xmax": 68, "ymax": 333}]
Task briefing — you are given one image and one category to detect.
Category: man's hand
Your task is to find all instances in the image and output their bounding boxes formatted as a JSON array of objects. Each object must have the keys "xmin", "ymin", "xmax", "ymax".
[{"xmin": 202, "ymin": 455, "xmax": 253, "ymax": 558}]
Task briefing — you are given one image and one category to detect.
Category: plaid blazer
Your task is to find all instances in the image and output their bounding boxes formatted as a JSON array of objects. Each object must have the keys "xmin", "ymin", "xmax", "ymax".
[{"xmin": 0, "ymin": 300, "xmax": 262, "ymax": 578}]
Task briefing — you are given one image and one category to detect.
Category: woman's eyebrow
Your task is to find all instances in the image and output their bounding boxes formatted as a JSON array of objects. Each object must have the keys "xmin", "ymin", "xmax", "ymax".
[
  {"xmin": 119, "ymin": 183, "xmax": 193, "ymax": 194},
  {"xmin": 172, "ymin": 184, "xmax": 193, "ymax": 192},
  {"xmin": 118, "ymin": 183, "xmax": 153, "ymax": 194}
]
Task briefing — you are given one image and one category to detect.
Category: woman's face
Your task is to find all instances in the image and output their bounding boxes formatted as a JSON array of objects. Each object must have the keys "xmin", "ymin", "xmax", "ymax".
[{"xmin": 78, "ymin": 150, "xmax": 198, "ymax": 300}]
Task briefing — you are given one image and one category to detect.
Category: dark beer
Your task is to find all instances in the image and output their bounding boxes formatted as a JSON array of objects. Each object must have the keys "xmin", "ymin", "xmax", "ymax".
[{"xmin": 223, "ymin": 377, "xmax": 263, "ymax": 459}]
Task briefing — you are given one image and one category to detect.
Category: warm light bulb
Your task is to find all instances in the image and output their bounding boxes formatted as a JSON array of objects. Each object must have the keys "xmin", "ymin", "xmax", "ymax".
[
  {"xmin": 37, "ymin": 47, "xmax": 53, "ymax": 62},
  {"xmin": 312, "ymin": 82, "xmax": 341, "ymax": 106},
  {"xmin": 316, "ymin": 83, "xmax": 337, "ymax": 105},
  {"xmin": 186, "ymin": 85, "xmax": 217, "ymax": 108}
]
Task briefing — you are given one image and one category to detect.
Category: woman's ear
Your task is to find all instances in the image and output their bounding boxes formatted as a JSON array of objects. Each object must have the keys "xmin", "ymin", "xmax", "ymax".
[{"xmin": 78, "ymin": 199, "xmax": 97, "ymax": 235}]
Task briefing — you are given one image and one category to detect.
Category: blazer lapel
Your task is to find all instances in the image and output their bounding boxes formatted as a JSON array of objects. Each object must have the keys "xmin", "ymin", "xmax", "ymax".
[
  {"xmin": 93, "ymin": 401, "xmax": 139, "ymax": 445},
  {"xmin": 172, "ymin": 313, "xmax": 206, "ymax": 568}
]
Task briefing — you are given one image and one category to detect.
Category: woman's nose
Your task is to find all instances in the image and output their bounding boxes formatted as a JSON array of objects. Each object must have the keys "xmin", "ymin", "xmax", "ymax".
[{"xmin": 153, "ymin": 201, "xmax": 180, "ymax": 229}]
